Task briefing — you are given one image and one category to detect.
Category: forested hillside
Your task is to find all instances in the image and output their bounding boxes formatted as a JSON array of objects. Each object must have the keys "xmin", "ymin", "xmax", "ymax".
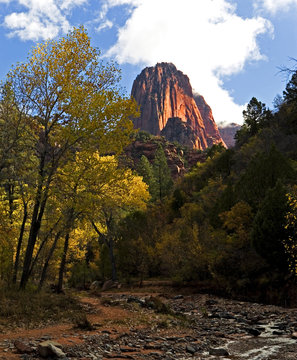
[
  {"xmin": 0, "ymin": 27, "xmax": 297, "ymax": 307},
  {"xmin": 118, "ymin": 92, "xmax": 297, "ymax": 305}
]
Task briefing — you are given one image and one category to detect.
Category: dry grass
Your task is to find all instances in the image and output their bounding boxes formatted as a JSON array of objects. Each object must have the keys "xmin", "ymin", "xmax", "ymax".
[{"xmin": 0, "ymin": 288, "xmax": 84, "ymax": 329}]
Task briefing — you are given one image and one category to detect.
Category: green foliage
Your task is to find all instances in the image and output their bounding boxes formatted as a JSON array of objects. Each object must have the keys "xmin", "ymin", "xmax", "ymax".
[
  {"xmin": 283, "ymin": 71, "xmax": 297, "ymax": 105},
  {"xmin": 115, "ymin": 81, "xmax": 297, "ymax": 302},
  {"xmin": 117, "ymin": 209, "xmax": 158, "ymax": 279},
  {"xmin": 251, "ymin": 181, "xmax": 289, "ymax": 272},
  {"xmin": 137, "ymin": 155, "xmax": 157, "ymax": 200},
  {"xmin": 170, "ymin": 188, "xmax": 187, "ymax": 216},
  {"xmin": 68, "ymin": 261, "xmax": 100, "ymax": 289},
  {"xmin": 283, "ymin": 186, "xmax": 297, "ymax": 276},
  {"xmin": 1, "ymin": 25, "xmax": 297, "ymax": 305},
  {"xmin": 153, "ymin": 145, "xmax": 173, "ymax": 200},
  {"xmin": 236, "ymin": 145, "xmax": 293, "ymax": 208},
  {"xmin": 135, "ymin": 130, "xmax": 154, "ymax": 142},
  {"xmin": 235, "ymin": 97, "xmax": 272, "ymax": 146},
  {"xmin": 206, "ymin": 143, "xmax": 226, "ymax": 158},
  {"xmin": 0, "ymin": 27, "xmax": 146, "ymax": 290}
]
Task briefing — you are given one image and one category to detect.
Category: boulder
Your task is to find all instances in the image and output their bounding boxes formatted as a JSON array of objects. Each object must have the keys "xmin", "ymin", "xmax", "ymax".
[
  {"xmin": 37, "ymin": 340, "xmax": 65, "ymax": 358},
  {"xmin": 209, "ymin": 347, "xmax": 229, "ymax": 356}
]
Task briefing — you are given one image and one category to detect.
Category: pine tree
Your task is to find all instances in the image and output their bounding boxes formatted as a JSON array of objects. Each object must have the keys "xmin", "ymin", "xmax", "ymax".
[
  {"xmin": 153, "ymin": 145, "xmax": 173, "ymax": 200},
  {"xmin": 137, "ymin": 155, "xmax": 156, "ymax": 200}
]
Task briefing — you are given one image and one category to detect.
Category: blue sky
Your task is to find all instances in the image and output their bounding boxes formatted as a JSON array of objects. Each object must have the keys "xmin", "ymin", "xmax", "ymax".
[{"xmin": 0, "ymin": 0, "xmax": 297, "ymax": 125}]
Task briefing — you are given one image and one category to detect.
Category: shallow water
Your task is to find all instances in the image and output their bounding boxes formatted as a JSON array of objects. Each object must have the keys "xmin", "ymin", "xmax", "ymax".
[{"xmin": 182, "ymin": 322, "xmax": 297, "ymax": 360}]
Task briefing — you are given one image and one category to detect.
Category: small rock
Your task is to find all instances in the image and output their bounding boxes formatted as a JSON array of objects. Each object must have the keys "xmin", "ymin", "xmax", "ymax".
[
  {"xmin": 205, "ymin": 299, "xmax": 218, "ymax": 306},
  {"xmin": 186, "ymin": 344, "xmax": 196, "ymax": 354},
  {"xmin": 209, "ymin": 348, "xmax": 229, "ymax": 356},
  {"xmin": 14, "ymin": 340, "xmax": 34, "ymax": 354},
  {"xmin": 273, "ymin": 330, "xmax": 285, "ymax": 336},
  {"xmin": 291, "ymin": 332, "xmax": 297, "ymax": 339},
  {"xmin": 246, "ymin": 327, "xmax": 261, "ymax": 336},
  {"xmin": 219, "ymin": 311, "xmax": 235, "ymax": 319}
]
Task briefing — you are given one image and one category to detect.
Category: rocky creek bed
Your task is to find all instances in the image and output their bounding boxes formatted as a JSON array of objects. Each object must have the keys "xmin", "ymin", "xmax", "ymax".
[{"xmin": 1, "ymin": 291, "xmax": 297, "ymax": 359}]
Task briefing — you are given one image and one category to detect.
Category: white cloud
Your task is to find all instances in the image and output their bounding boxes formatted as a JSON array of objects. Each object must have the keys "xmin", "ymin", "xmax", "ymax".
[
  {"xmin": 104, "ymin": 0, "xmax": 273, "ymax": 124},
  {"xmin": 106, "ymin": 0, "xmax": 140, "ymax": 6},
  {"xmin": 96, "ymin": 19, "xmax": 113, "ymax": 32},
  {"xmin": 2, "ymin": 0, "xmax": 87, "ymax": 41},
  {"xmin": 94, "ymin": 0, "xmax": 139, "ymax": 33},
  {"xmin": 60, "ymin": 0, "xmax": 87, "ymax": 11},
  {"xmin": 254, "ymin": 0, "xmax": 297, "ymax": 14}
]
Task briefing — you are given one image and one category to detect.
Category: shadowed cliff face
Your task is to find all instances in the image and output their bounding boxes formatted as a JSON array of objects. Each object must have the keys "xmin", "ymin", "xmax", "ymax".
[{"xmin": 131, "ymin": 62, "xmax": 225, "ymax": 150}]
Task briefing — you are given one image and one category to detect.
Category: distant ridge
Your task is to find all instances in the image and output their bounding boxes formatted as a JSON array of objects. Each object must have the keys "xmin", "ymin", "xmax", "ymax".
[{"xmin": 218, "ymin": 123, "xmax": 241, "ymax": 148}]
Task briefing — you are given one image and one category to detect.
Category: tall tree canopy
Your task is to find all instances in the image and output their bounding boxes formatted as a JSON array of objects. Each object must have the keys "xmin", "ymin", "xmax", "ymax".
[{"xmin": 1, "ymin": 26, "xmax": 138, "ymax": 289}]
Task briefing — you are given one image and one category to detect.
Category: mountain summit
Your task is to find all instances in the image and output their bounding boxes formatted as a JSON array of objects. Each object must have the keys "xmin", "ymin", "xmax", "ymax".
[{"xmin": 131, "ymin": 62, "xmax": 225, "ymax": 150}]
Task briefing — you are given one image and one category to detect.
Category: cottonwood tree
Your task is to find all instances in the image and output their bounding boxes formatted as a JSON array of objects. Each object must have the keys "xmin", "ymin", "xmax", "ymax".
[
  {"xmin": 86, "ymin": 155, "xmax": 149, "ymax": 282},
  {"xmin": 6, "ymin": 27, "xmax": 137, "ymax": 289},
  {"xmin": 36, "ymin": 151, "xmax": 149, "ymax": 290}
]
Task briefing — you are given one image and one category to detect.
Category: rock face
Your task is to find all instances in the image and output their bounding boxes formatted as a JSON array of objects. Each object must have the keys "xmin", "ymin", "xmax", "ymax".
[
  {"xmin": 131, "ymin": 62, "xmax": 225, "ymax": 150},
  {"xmin": 193, "ymin": 94, "xmax": 224, "ymax": 147},
  {"xmin": 218, "ymin": 123, "xmax": 241, "ymax": 148},
  {"xmin": 160, "ymin": 117, "xmax": 201, "ymax": 149}
]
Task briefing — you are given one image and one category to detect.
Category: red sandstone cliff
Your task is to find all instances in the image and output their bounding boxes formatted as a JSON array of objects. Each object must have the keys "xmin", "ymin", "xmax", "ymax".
[
  {"xmin": 193, "ymin": 94, "xmax": 225, "ymax": 148},
  {"xmin": 131, "ymin": 63, "xmax": 225, "ymax": 150}
]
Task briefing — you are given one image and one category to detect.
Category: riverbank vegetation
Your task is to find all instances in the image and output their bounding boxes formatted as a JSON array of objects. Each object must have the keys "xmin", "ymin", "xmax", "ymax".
[{"xmin": 0, "ymin": 28, "xmax": 297, "ymax": 306}]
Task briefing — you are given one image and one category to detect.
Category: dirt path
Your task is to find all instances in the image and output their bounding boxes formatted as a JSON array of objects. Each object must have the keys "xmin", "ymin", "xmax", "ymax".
[{"xmin": 0, "ymin": 291, "xmax": 297, "ymax": 359}]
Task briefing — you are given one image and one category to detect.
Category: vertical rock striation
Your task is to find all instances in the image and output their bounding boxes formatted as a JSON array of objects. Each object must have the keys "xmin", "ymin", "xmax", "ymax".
[
  {"xmin": 131, "ymin": 62, "xmax": 225, "ymax": 150},
  {"xmin": 193, "ymin": 94, "xmax": 225, "ymax": 147}
]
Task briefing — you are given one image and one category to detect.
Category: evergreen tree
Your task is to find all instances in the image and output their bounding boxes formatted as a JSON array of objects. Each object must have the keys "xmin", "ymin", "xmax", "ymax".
[
  {"xmin": 251, "ymin": 181, "xmax": 289, "ymax": 273},
  {"xmin": 137, "ymin": 155, "xmax": 156, "ymax": 200},
  {"xmin": 236, "ymin": 145, "xmax": 293, "ymax": 209},
  {"xmin": 153, "ymin": 145, "xmax": 173, "ymax": 200},
  {"xmin": 283, "ymin": 71, "xmax": 297, "ymax": 105},
  {"xmin": 235, "ymin": 97, "xmax": 272, "ymax": 146}
]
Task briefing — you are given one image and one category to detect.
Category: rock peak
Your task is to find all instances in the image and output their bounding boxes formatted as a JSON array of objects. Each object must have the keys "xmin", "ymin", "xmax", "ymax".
[{"xmin": 131, "ymin": 62, "xmax": 225, "ymax": 150}]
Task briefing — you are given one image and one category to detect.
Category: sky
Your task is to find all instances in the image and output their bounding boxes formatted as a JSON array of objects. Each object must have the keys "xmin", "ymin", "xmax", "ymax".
[{"xmin": 0, "ymin": 0, "xmax": 297, "ymax": 125}]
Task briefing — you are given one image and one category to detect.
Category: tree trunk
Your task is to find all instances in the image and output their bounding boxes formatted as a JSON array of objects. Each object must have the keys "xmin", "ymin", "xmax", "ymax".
[
  {"xmin": 108, "ymin": 238, "xmax": 117, "ymax": 282},
  {"xmin": 12, "ymin": 202, "xmax": 27, "ymax": 284},
  {"xmin": 19, "ymin": 194, "xmax": 46, "ymax": 289},
  {"xmin": 57, "ymin": 232, "xmax": 69, "ymax": 293},
  {"xmin": 38, "ymin": 231, "xmax": 61, "ymax": 291},
  {"xmin": 28, "ymin": 217, "xmax": 61, "ymax": 280},
  {"xmin": 20, "ymin": 158, "xmax": 52, "ymax": 289}
]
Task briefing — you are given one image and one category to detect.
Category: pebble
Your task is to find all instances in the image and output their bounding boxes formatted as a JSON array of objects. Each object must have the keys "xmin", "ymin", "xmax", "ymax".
[{"xmin": 1, "ymin": 293, "xmax": 297, "ymax": 359}]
